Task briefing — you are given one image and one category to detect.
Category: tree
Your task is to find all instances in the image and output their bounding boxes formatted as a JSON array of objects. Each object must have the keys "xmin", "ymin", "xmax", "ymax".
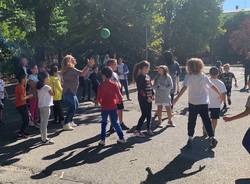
[{"xmin": 229, "ymin": 17, "xmax": 250, "ymax": 55}]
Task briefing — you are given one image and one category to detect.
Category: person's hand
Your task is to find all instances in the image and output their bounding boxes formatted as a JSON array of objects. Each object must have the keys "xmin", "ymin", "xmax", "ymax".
[
  {"xmin": 223, "ymin": 116, "xmax": 232, "ymax": 122},
  {"xmin": 147, "ymin": 97, "xmax": 152, "ymax": 103}
]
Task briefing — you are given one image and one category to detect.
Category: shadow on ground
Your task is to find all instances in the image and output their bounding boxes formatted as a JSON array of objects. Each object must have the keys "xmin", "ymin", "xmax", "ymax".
[
  {"xmin": 235, "ymin": 178, "xmax": 250, "ymax": 184},
  {"xmin": 141, "ymin": 137, "xmax": 215, "ymax": 184},
  {"xmin": 31, "ymin": 125, "xmax": 170, "ymax": 179}
]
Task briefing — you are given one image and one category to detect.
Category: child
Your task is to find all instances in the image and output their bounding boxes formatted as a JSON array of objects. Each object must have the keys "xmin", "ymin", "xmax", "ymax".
[
  {"xmin": 37, "ymin": 72, "xmax": 54, "ymax": 144},
  {"xmin": 133, "ymin": 60, "xmax": 154, "ymax": 137},
  {"xmin": 153, "ymin": 65, "xmax": 174, "ymax": 126},
  {"xmin": 223, "ymin": 96, "xmax": 250, "ymax": 154},
  {"xmin": 49, "ymin": 65, "xmax": 64, "ymax": 124},
  {"xmin": 15, "ymin": 74, "xmax": 33, "ymax": 138},
  {"xmin": 173, "ymin": 58, "xmax": 222, "ymax": 148},
  {"xmin": 219, "ymin": 64, "xmax": 238, "ymax": 109},
  {"xmin": 203, "ymin": 67, "xmax": 227, "ymax": 136},
  {"xmin": 0, "ymin": 78, "xmax": 8, "ymax": 125},
  {"xmin": 89, "ymin": 66, "xmax": 101, "ymax": 106},
  {"xmin": 28, "ymin": 64, "xmax": 39, "ymax": 126},
  {"xmin": 97, "ymin": 67, "xmax": 126, "ymax": 146},
  {"xmin": 107, "ymin": 59, "xmax": 130, "ymax": 131}
]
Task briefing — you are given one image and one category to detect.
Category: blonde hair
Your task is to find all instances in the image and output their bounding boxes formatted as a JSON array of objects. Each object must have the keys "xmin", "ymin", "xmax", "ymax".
[
  {"xmin": 223, "ymin": 63, "xmax": 230, "ymax": 69},
  {"xmin": 62, "ymin": 55, "xmax": 74, "ymax": 73},
  {"xmin": 158, "ymin": 65, "xmax": 169, "ymax": 77},
  {"xmin": 186, "ymin": 58, "xmax": 204, "ymax": 75}
]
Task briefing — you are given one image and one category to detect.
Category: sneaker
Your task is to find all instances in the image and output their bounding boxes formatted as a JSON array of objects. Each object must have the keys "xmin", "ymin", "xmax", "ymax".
[
  {"xmin": 210, "ymin": 137, "xmax": 218, "ymax": 148},
  {"xmin": 147, "ymin": 130, "xmax": 154, "ymax": 136},
  {"xmin": 186, "ymin": 138, "xmax": 193, "ymax": 148},
  {"xmin": 120, "ymin": 122, "xmax": 130, "ymax": 130},
  {"xmin": 63, "ymin": 124, "xmax": 74, "ymax": 131},
  {"xmin": 228, "ymin": 98, "xmax": 232, "ymax": 105},
  {"xmin": 108, "ymin": 127, "xmax": 115, "ymax": 134},
  {"xmin": 117, "ymin": 138, "xmax": 126, "ymax": 144},
  {"xmin": 168, "ymin": 121, "xmax": 176, "ymax": 127},
  {"xmin": 202, "ymin": 131, "xmax": 208, "ymax": 138},
  {"xmin": 42, "ymin": 139, "xmax": 54, "ymax": 145},
  {"xmin": 17, "ymin": 132, "xmax": 29, "ymax": 139},
  {"xmin": 134, "ymin": 131, "xmax": 145, "ymax": 138},
  {"xmin": 98, "ymin": 140, "xmax": 105, "ymax": 146},
  {"xmin": 70, "ymin": 122, "xmax": 78, "ymax": 127}
]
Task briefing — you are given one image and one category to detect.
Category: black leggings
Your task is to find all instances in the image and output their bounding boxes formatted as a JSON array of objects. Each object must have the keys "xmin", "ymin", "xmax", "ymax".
[
  {"xmin": 136, "ymin": 96, "xmax": 152, "ymax": 131},
  {"xmin": 188, "ymin": 103, "xmax": 214, "ymax": 137},
  {"xmin": 17, "ymin": 105, "xmax": 29, "ymax": 133},
  {"xmin": 53, "ymin": 100, "xmax": 64, "ymax": 122}
]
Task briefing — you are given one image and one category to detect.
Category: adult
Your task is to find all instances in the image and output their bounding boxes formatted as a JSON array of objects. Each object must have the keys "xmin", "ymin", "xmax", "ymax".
[
  {"xmin": 243, "ymin": 52, "xmax": 250, "ymax": 90},
  {"xmin": 117, "ymin": 58, "xmax": 131, "ymax": 101},
  {"xmin": 61, "ymin": 55, "xmax": 94, "ymax": 131},
  {"xmin": 15, "ymin": 57, "xmax": 30, "ymax": 79},
  {"xmin": 164, "ymin": 51, "xmax": 181, "ymax": 105}
]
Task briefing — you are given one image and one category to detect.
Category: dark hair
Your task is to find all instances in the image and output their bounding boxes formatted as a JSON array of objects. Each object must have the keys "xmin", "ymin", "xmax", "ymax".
[
  {"xmin": 164, "ymin": 50, "xmax": 174, "ymax": 66},
  {"xmin": 101, "ymin": 67, "xmax": 113, "ymax": 78},
  {"xmin": 106, "ymin": 59, "xmax": 117, "ymax": 66},
  {"xmin": 133, "ymin": 60, "xmax": 150, "ymax": 81},
  {"xmin": 17, "ymin": 74, "xmax": 26, "ymax": 83},
  {"xmin": 37, "ymin": 72, "xmax": 49, "ymax": 90},
  {"xmin": 50, "ymin": 65, "xmax": 58, "ymax": 76},
  {"xmin": 209, "ymin": 67, "xmax": 219, "ymax": 76}
]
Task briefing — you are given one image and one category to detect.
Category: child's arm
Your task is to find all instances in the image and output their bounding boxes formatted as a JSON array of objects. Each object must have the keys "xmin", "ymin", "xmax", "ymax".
[
  {"xmin": 223, "ymin": 107, "xmax": 250, "ymax": 122},
  {"xmin": 81, "ymin": 58, "xmax": 95, "ymax": 77},
  {"xmin": 173, "ymin": 86, "xmax": 187, "ymax": 105},
  {"xmin": 22, "ymin": 94, "xmax": 33, "ymax": 101}
]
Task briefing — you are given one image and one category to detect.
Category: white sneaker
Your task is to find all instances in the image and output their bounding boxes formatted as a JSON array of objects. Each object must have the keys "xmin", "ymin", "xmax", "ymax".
[
  {"xmin": 63, "ymin": 124, "xmax": 74, "ymax": 131},
  {"xmin": 70, "ymin": 122, "xmax": 78, "ymax": 127},
  {"xmin": 98, "ymin": 140, "xmax": 105, "ymax": 146},
  {"xmin": 117, "ymin": 138, "xmax": 126, "ymax": 144}
]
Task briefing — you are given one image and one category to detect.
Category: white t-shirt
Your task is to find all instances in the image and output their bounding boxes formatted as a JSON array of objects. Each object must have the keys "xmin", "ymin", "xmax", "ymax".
[
  {"xmin": 111, "ymin": 72, "xmax": 119, "ymax": 83},
  {"xmin": 37, "ymin": 85, "xmax": 53, "ymax": 108},
  {"xmin": 117, "ymin": 63, "xmax": 125, "ymax": 80},
  {"xmin": 208, "ymin": 78, "xmax": 227, "ymax": 109},
  {"xmin": 183, "ymin": 74, "xmax": 213, "ymax": 105},
  {"xmin": 0, "ymin": 79, "xmax": 5, "ymax": 99}
]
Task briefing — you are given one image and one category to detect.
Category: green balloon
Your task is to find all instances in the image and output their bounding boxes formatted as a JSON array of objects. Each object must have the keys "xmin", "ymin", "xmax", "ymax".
[{"xmin": 100, "ymin": 28, "xmax": 111, "ymax": 39}]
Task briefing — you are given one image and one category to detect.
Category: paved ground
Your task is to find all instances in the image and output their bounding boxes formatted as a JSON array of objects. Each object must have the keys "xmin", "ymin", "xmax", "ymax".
[{"xmin": 0, "ymin": 67, "xmax": 249, "ymax": 184}]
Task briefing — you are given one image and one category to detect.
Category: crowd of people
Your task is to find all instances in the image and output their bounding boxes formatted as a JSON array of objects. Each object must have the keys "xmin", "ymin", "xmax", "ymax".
[{"xmin": 0, "ymin": 51, "xmax": 249, "ymax": 153}]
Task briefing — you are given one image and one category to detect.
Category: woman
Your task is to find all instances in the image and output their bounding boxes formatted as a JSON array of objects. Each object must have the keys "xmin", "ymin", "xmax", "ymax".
[
  {"xmin": 62, "ymin": 55, "xmax": 94, "ymax": 131},
  {"xmin": 164, "ymin": 51, "xmax": 181, "ymax": 106}
]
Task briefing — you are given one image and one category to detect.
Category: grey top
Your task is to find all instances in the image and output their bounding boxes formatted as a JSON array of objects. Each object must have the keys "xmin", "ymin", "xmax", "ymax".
[
  {"xmin": 62, "ymin": 68, "xmax": 81, "ymax": 95},
  {"xmin": 153, "ymin": 74, "xmax": 173, "ymax": 105}
]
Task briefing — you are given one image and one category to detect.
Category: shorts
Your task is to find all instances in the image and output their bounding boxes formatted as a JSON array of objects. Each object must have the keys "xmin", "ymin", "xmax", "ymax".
[
  {"xmin": 209, "ymin": 108, "xmax": 220, "ymax": 119},
  {"xmin": 117, "ymin": 102, "xmax": 124, "ymax": 110},
  {"xmin": 0, "ymin": 99, "xmax": 4, "ymax": 110},
  {"xmin": 226, "ymin": 86, "xmax": 232, "ymax": 96},
  {"xmin": 156, "ymin": 103, "xmax": 171, "ymax": 107}
]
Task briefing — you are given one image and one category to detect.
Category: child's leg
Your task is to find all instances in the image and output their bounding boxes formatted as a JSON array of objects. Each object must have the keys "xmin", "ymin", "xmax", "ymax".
[
  {"xmin": 110, "ymin": 110, "xmax": 124, "ymax": 140},
  {"xmin": 136, "ymin": 98, "xmax": 147, "ymax": 131},
  {"xmin": 29, "ymin": 98, "xmax": 36, "ymax": 122},
  {"xmin": 188, "ymin": 104, "xmax": 198, "ymax": 137},
  {"xmin": 101, "ymin": 111, "xmax": 109, "ymax": 140},
  {"xmin": 157, "ymin": 105, "xmax": 163, "ymax": 123},
  {"xmin": 17, "ymin": 105, "xmax": 29, "ymax": 133},
  {"xmin": 118, "ymin": 110, "xmax": 123, "ymax": 123},
  {"xmin": 58, "ymin": 100, "xmax": 64, "ymax": 122},
  {"xmin": 165, "ymin": 106, "xmax": 173, "ymax": 122},
  {"xmin": 199, "ymin": 105, "xmax": 214, "ymax": 138},
  {"xmin": 40, "ymin": 107, "xmax": 50, "ymax": 141},
  {"xmin": 211, "ymin": 119, "xmax": 217, "ymax": 132},
  {"xmin": 146, "ymin": 102, "xmax": 152, "ymax": 130},
  {"xmin": 53, "ymin": 101, "xmax": 58, "ymax": 122}
]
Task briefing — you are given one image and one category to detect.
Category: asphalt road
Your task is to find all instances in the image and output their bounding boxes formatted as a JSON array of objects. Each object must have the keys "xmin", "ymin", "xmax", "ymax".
[{"xmin": 0, "ymin": 67, "xmax": 249, "ymax": 184}]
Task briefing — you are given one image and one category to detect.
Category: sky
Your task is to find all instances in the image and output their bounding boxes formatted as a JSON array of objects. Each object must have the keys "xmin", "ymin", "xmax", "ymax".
[{"xmin": 223, "ymin": 0, "xmax": 250, "ymax": 11}]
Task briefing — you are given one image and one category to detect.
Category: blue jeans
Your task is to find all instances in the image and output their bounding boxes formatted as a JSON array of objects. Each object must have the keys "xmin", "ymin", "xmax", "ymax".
[
  {"xmin": 101, "ymin": 109, "xmax": 124, "ymax": 140},
  {"xmin": 63, "ymin": 92, "xmax": 79, "ymax": 125},
  {"xmin": 120, "ymin": 79, "xmax": 130, "ymax": 99}
]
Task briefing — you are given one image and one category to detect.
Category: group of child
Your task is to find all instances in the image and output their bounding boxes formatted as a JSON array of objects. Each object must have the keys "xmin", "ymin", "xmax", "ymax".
[{"xmin": 1, "ymin": 55, "xmax": 249, "ymax": 153}]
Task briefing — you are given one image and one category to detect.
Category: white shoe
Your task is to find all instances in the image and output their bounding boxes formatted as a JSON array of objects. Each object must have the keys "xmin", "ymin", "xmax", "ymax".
[
  {"xmin": 70, "ymin": 122, "xmax": 78, "ymax": 127},
  {"xmin": 98, "ymin": 140, "xmax": 105, "ymax": 146},
  {"xmin": 117, "ymin": 138, "xmax": 126, "ymax": 144},
  {"xmin": 63, "ymin": 124, "xmax": 74, "ymax": 131}
]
